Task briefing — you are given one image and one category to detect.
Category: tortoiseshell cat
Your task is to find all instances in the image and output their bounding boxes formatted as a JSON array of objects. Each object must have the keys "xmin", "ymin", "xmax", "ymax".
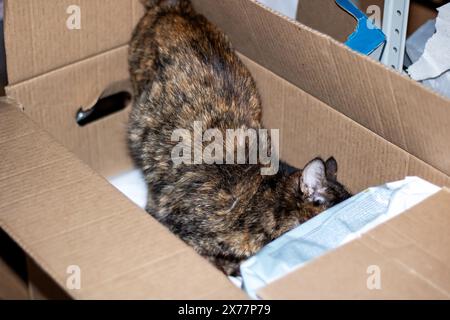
[{"xmin": 128, "ymin": 0, "xmax": 351, "ymax": 275}]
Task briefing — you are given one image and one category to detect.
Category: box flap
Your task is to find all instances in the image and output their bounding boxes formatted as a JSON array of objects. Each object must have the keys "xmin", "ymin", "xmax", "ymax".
[
  {"xmin": 258, "ymin": 189, "xmax": 450, "ymax": 299},
  {"xmin": 192, "ymin": 0, "xmax": 450, "ymax": 177},
  {"xmin": 4, "ymin": 0, "xmax": 144, "ymax": 84},
  {"xmin": 0, "ymin": 99, "xmax": 246, "ymax": 299},
  {"xmin": 0, "ymin": 230, "xmax": 29, "ymax": 300},
  {"xmin": 239, "ymin": 53, "xmax": 450, "ymax": 192}
]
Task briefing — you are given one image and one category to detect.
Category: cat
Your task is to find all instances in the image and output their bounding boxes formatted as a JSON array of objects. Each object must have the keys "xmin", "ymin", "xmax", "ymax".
[{"xmin": 128, "ymin": 0, "xmax": 351, "ymax": 276}]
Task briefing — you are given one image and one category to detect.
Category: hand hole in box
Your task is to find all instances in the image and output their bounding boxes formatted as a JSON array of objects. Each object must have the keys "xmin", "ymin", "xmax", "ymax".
[{"xmin": 76, "ymin": 91, "xmax": 132, "ymax": 126}]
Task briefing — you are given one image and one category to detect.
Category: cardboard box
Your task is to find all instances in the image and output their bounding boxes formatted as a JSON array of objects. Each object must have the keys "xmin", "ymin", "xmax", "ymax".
[{"xmin": 1, "ymin": 0, "xmax": 450, "ymax": 299}]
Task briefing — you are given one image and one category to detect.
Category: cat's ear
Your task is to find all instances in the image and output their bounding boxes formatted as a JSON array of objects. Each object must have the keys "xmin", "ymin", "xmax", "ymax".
[
  {"xmin": 325, "ymin": 157, "xmax": 338, "ymax": 181},
  {"xmin": 300, "ymin": 158, "xmax": 326, "ymax": 197}
]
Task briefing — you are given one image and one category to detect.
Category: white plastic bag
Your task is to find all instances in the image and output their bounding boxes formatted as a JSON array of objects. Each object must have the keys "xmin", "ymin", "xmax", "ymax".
[{"xmin": 240, "ymin": 177, "xmax": 440, "ymax": 299}]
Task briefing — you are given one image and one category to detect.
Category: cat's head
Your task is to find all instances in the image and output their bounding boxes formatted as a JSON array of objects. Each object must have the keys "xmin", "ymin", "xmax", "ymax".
[{"xmin": 288, "ymin": 157, "xmax": 351, "ymax": 213}]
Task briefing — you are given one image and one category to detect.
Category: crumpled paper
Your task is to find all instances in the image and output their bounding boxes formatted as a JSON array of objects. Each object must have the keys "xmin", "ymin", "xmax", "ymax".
[{"xmin": 407, "ymin": 3, "xmax": 450, "ymax": 98}]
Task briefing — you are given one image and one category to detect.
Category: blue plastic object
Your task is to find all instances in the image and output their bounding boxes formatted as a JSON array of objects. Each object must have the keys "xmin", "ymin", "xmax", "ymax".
[{"xmin": 336, "ymin": 0, "xmax": 386, "ymax": 55}]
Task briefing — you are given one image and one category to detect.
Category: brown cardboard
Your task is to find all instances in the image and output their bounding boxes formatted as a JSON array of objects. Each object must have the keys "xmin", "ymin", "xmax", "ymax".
[
  {"xmin": 0, "ymin": 99, "xmax": 246, "ymax": 300},
  {"xmin": 1, "ymin": 0, "xmax": 450, "ymax": 300},
  {"xmin": 26, "ymin": 258, "xmax": 71, "ymax": 300},
  {"xmin": 259, "ymin": 189, "xmax": 450, "ymax": 300},
  {"xmin": 5, "ymin": 47, "xmax": 133, "ymax": 177},
  {"xmin": 296, "ymin": 0, "xmax": 357, "ymax": 43},
  {"xmin": 4, "ymin": 0, "xmax": 144, "ymax": 84},
  {"xmin": 296, "ymin": 0, "xmax": 437, "ymax": 41}
]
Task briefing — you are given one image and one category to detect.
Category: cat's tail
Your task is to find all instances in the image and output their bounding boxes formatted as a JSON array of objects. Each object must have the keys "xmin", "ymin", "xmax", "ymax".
[{"xmin": 139, "ymin": 0, "xmax": 192, "ymax": 11}]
